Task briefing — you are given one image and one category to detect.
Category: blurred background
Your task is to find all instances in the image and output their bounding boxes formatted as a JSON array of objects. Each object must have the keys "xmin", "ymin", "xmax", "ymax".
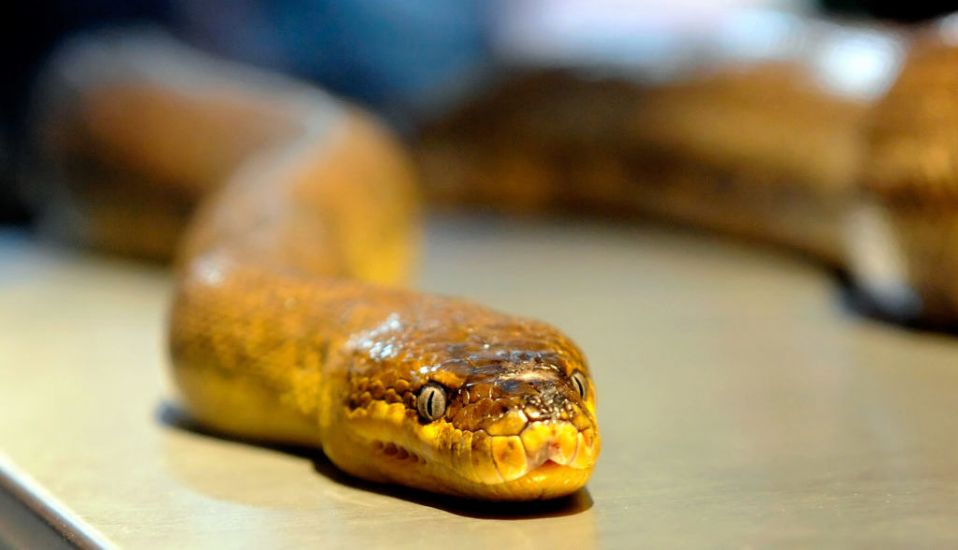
[{"xmin": 3, "ymin": 0, "xmax": 954, "ymax": 231}]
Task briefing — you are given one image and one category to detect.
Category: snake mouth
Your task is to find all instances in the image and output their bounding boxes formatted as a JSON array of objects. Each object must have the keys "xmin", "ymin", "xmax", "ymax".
[
  {"xmin": 487, "ymin": 421, "xmax": 599, "ymax": 484},
  {"xmin": 524, "ymin": 421, "xmax": 597, "ymax": 466},
  {"xmin": 526, "ymin": 459, "xmax": 568, "ymax": 478},
  {"xmin": 489, "ymin": 438, "xmax": 597, "ymax": 500},
  {"xmin": 347, "ymin": 404, "xmax": 598, "ymax": 499}
]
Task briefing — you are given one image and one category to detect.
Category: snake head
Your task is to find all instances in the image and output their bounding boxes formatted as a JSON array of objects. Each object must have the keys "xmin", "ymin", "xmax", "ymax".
[{"xmin": 334, "ymin": 304, "xmax": 600, "ymax": 500}]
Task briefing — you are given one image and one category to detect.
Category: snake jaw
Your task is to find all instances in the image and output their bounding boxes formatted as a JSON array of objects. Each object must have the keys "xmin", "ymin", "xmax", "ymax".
[
  {"xmin": 520, "ymin": 421, "xmax": 582, "ymax": 469},
  {"xmin": 337, "ymin": 395, "xmax": 599, "ymax": 499},
  {"xmin": 479, "ymin": 419, "xmax": 600, "ymax": 499},
  {"xmin": 490, "ymin": 420, "xmax": 598, "ymax": 483}
]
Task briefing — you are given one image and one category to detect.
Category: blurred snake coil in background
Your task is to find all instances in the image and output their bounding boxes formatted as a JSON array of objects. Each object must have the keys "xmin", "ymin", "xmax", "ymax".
[{"xmin": 10, "ymin": 0, "xmax": 958, "ymax": 500}]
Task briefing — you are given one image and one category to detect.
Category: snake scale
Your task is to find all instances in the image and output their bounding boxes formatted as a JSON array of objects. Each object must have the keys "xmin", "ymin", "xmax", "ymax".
[
  {"xmin": 34, "ymin": 34, "xmax": 598, "ymax": 501},
  {"xmin": 29, "ymin": 12, "xmax": 958, "ymax": 500}
]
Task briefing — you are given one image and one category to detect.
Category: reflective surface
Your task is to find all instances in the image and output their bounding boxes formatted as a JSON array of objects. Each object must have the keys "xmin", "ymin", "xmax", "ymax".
[{"xmin": 3, "ymin": 216, "xmax": 958, "ymax": 547}]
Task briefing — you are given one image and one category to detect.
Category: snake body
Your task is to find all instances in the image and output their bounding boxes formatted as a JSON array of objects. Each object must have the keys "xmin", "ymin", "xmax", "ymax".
[
  {"xmin": 36, "ymin": 35, "xmax": 599, "ymax": 500},
  {"xmin": 31, "ymin": 12, "xmax": 958, "ymax": 501},
  {"xmin": 417, "ymin": 14, "xmax": 958, "ymax": 323}
]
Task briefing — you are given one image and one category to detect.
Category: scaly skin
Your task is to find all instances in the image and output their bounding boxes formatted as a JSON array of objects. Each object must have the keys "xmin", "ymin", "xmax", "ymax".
[
  {"xmin": 170, "ymin": 258, "xmax": 599, "ymax": 499},
  {"xmin": 37, "ymin": 13, "xmax": 958, "ymax": 503},
  {"xmin": 41, "ymin": 33, "xmax": 600, "ymax": 500}
]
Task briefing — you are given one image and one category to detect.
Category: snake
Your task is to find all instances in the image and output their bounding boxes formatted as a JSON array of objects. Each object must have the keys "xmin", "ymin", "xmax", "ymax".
[
  {"xmin": 34, "ymin": 33, "xmax": 599, "ymax": 501},
  {"xmin": 29, "ymin": 12, "xmax": 958, "ymax": 500}
]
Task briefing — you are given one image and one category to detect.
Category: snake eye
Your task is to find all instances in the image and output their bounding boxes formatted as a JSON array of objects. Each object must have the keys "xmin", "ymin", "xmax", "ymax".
[
  {"xmin": 417, "ymin": 384, "xmax": 447, "ymax": 421},
  {"xmin": 571, "ymin": 371, "xmax": 588, "ymax": 399}
]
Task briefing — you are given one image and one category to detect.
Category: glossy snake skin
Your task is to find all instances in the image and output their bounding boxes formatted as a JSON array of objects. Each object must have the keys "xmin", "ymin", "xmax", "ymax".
[
  {"xmin": 36, "ymin": 34, "xmax": 599, "ymax": 500},
  {"xmin": 32, "ymin": 12, "xmax": 958, "ymax": 501}
]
